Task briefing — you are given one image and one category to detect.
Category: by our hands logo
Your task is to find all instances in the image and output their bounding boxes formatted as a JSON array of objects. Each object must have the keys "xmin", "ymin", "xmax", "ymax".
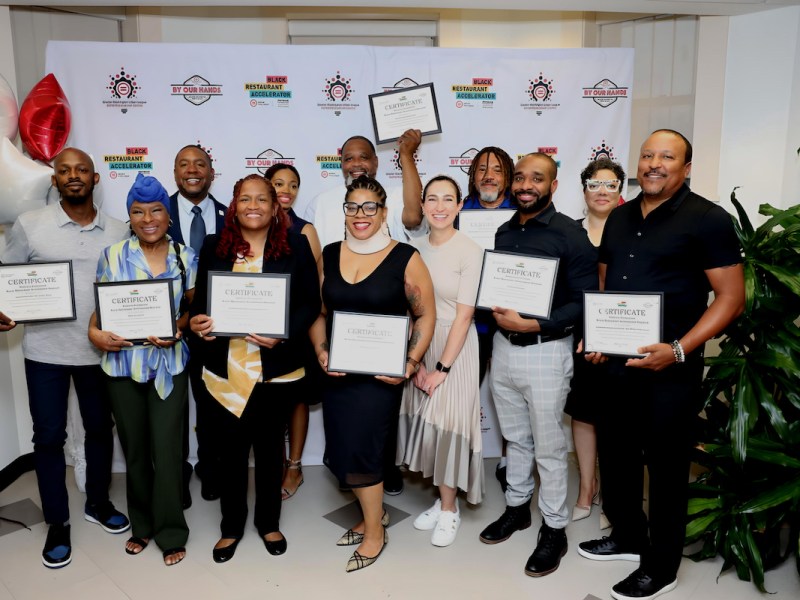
[
  {"xmin": 107, "ymin": 68, "xmax": 140, "ymax": 99},
  {"xmin": 322, "ymin": 71, "xmax": 353, "ymax": 102}
]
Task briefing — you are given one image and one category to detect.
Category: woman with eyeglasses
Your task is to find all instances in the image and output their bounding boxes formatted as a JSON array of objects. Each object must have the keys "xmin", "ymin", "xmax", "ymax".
[
  {"xmin": 310, "ymin": 175, "xmax": 435, "ymax": 572},
  {"xmin": 565, "ymin": 158, "xmax": 626, "ymax": 528}
]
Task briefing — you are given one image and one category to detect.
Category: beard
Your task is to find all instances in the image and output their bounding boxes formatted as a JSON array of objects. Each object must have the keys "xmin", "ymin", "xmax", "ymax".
[
  {"xmin": 512, "ymin": 189, "xmax": 551, "ymax": 214},
  {"xmin": 59, "ymin": 182, "xmax": 95, "ymax": 205},
  {"xmin": 479, "ymin": 188, "xmax": 499, "ymax": 203}
]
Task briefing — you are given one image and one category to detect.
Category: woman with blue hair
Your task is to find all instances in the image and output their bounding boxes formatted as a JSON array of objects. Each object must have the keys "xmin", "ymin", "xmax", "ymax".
[{"xmin": 88, "ymin": 173, "xmax": 197, "ymax": 566}]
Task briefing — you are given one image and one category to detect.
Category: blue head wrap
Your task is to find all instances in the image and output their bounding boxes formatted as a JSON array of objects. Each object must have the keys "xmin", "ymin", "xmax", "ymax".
[{"xmin": 126, "ymin": 172, "xmax": 170, "ymax": 213}]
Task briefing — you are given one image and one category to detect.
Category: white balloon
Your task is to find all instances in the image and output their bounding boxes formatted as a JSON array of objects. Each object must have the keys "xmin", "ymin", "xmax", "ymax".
[
  {"xmin": 0, "ymin": 74, "xmax": 19, "ymax": 141},
  {"xmin": 0, "ymin": 137, "xmax": 51, "ymax": 224}
]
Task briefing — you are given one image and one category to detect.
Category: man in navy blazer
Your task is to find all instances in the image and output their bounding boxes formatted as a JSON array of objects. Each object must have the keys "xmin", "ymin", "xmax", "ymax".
[{"xmin": 168, "ymin": 144, "xmax": 227, "ymax": 508}]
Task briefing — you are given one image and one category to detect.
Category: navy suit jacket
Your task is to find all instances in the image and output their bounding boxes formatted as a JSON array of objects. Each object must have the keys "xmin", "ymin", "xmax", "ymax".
[{"xmin": 167, "ymin": 192, "xmax": 227, "ymax": 245}]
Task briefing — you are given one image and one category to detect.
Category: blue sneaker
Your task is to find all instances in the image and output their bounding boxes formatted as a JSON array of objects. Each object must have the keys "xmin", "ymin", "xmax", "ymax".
[
  {"xmin": 84, "ymin": 502, "xmax": 130, "ymax": 534},
  {"xmin": 42, "ymin": 524, "xmax": 72, "ymax": 568}
]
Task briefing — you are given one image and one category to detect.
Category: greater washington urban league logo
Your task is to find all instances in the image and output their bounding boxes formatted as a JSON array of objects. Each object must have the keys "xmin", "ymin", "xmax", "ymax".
[
  {"xmin": 448, "ymin": 147, "xmax": 480, "ymax": 175},
  {"xmin": 194, "ymin": 140, "xmax": 221, "ymax": 180},
  {"xmin": 104, "ymin": 67, "xmax": 145, "ymax": 113},
  {"xmin": 385, "ymin": 149, "xmax": 423, "ymax": 181},
  {"xmin": 451, "ymin": 77, "xmax": 496, "ymax": 109},
  {"xmin": 170, "ymin": 75, "xmax": 223, "ymax": 106},
  {"xmin": 245, "ymin": 149, "xmax": 295, "ymax": 175},
  {"xmin": 244, "ymin": 75, "xmax": 293, "ymax": 108},
  {"xmin": 318, "ymin": 71, "xmax": 359, "ymax": 114},
  {"xmin": 521, "ymin": 73, "xmax": 559, "ymax": 114},
  {"xmin": 582, "ymin": 79, "xmax": 629, "ymax": 107},
  {"xmin": 588, "ymin": 141, "xmax": 617, "ymax": 162},
  {"xmin": 103, "ymin": 146, "xmax": 153, "ymax": 179}
]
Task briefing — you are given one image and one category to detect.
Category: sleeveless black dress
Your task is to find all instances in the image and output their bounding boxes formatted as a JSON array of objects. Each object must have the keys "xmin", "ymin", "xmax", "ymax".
[{"xmin": 321, "ymin": 241, "xmax": 416, "ymax": 488}]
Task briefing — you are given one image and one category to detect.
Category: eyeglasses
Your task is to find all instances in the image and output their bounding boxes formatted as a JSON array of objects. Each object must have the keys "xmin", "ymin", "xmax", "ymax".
[
  {"xmin": 342, "ymin": 201, "xmax": 384, "ymax": 217},
  {"xmin": 585, "ymin": 179, "xmax": 621, "ymax": 192}
]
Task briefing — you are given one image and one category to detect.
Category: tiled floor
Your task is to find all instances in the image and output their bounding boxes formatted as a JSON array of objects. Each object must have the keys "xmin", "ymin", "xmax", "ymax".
[{"xmin": 0, "ymin": 460, "xmax": 797, "ymax": 600}]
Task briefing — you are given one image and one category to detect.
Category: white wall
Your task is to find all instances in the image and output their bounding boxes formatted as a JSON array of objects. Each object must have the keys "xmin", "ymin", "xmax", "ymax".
[{"xmin": 715, "ymin": 6, "xmax": 800, "ymax": 221}]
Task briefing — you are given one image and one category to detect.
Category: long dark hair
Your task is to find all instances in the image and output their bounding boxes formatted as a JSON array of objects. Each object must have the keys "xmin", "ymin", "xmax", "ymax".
[
  {"xmin": 216, "ymin": 174, "xmax": 291, "ymax": 262},
  {"xmin": 466, "ymin": 146, "xmax": 513, "ymax": 199}
]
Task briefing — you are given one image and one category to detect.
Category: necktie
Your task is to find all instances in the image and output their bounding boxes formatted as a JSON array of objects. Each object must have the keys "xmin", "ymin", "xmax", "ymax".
[{"xmin": 190, "ymin": 205, "xmax": 206, "ymax": 252}]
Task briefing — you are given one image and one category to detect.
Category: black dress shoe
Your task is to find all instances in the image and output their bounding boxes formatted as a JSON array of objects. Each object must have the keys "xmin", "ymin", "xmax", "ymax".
[
  {"xmin": 611, "ymin": 568, "xmax": 677, "ymax": 600},
  {"xmin": 263, "ymin": 534, "xmax": 287, "ymax": 556},
  {"xmin": 383, "ymin": 465, "xmax": 404, "ymax": 496},
  {"xmin": 201, "ymin": 479, "xmax": 221, "ymax": 501},
  {"xmin": 524, "ymin": 520, "xmax": 567, "ymax": 577},
  {"xmin": 212, "ymin": 538, "xmax": 240, "ymax": 563},
  {"xmin": 479, "ymin": 503, "xmax": 531, "ymax": 544}
]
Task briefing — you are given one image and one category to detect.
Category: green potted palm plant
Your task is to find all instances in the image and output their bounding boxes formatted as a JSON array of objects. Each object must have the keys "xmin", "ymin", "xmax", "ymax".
[{"xmin": 684, "ymin": 189, "xmax": 800, "ymax": 591}]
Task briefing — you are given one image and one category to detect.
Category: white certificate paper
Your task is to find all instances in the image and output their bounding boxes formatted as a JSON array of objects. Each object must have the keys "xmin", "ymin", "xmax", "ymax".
[
  {"xmin": 0, "ymin": 261, "xmax": 76, "ymax": 323},
  {"xmin": 458, "ymin": 209, "xmax": 515, "ymax": 250},
  {"xmin": 583, "ymin": 291, "xmax": 663, "ymax": 357},
  {"xmin": 369, "ymin": 83, "xmax": 442, "ymax": 144},
  {"xmin": 328, "ymin": 311, "xmax": 410, "ymax": 377},
  {"xmin": 95, "ymin": 279, "xmax": 176, "ymax": 343},
  {"xmin": 475, "ymin": 251, "xmax": 559, "ymax": 319},
  {"xmin": 207, "ymin": 271, "xmax": 290, "ymax": 338}
]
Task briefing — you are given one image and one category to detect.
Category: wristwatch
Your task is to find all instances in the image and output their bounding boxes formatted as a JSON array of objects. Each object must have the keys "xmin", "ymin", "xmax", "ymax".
[{"xmin": 435, "ymin": 361, "xmax": 451, "ymax": 373}]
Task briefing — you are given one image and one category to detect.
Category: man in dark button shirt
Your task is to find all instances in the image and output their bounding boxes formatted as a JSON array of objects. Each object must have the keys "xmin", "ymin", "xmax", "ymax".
[
  {"xmin": 478, "ymin": 153, "xmax": 598, "ymax": 578},
  {"xmin": 577, "ymin": 130, "xmax": 744, "ymax": 600}
]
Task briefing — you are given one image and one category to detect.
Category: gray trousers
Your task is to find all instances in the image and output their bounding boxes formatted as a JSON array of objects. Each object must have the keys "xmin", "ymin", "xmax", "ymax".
[{"xmin": 490, "ymin": 333, "xmax": 573, "ymax": 529}]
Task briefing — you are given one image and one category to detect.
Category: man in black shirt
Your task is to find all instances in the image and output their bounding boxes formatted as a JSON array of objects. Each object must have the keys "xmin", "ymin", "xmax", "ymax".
[
  {"xmin": 577, "ymin": 130, "xmax": 744, "ymax": 600},
  {"xmin": 478, "ymin": 153, "xmax": 597, "ymax": 577}
]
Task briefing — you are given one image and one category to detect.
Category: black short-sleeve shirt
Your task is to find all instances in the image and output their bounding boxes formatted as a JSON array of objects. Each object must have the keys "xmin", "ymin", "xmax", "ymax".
[
  {"xmin": 599, "ymin": 184, "xmax": 742, "ymax": 342},
  {"xmin": 494, "ymin": 203, "xmax": 598, "ymax": 336}
]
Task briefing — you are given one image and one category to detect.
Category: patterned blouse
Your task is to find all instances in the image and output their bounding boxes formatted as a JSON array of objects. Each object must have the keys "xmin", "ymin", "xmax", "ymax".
[{"xmin": 95, "ymin": 235, "xmax": 197, "ymax": 399}]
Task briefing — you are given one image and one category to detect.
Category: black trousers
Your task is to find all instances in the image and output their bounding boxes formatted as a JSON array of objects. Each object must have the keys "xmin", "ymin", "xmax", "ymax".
[
  {"xmin": 211, "ymin": 379, "xmax": 298, "ymax": 538},
  {"xmin": 596, "ymin": 356, "xmax": 704, "ymax": 582}
]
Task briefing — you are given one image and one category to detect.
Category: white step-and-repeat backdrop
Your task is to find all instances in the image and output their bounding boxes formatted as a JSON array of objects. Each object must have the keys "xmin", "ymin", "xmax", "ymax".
[{"xmin": 46, "ymin": 41, "xmax": 633, "ymax": 463}]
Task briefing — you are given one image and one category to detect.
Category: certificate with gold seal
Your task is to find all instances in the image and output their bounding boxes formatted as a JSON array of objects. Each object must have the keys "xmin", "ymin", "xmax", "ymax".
[
  {"xmin": 0, "ymin": 261, "xmax": 76, "ymax": 323},
  {"xmin": 583, "ymin": 291, "xmax": 663, "ymax": 357},
  {"xmin": 328, "ymin": 311, "xmax": 410, "ymax": 377},
  {"xmin": 207, "ymin": 271, "xmax": 290, "ymax": 338},
  {"xmin": 94, "ymin": 279, "xmax": 176, "ymax": 343},
  {"xmin": 475, "ymin": 251, "xmax": 559, "ymax": 319}
]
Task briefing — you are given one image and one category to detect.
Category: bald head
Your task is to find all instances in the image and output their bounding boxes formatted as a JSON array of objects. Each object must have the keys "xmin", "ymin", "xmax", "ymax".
[{"xmin": 52, "ymin": 148, "xmax": 99, "ymax": 206}]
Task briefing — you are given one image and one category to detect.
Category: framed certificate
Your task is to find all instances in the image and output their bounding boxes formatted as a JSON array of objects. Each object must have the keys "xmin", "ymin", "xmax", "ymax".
[
  {"xmin": 95, "ymin": 279, "xmax": 176, "ymax": 343},
  {"xmin": 368, "ymin": 83, "xmax": 442, "ymax": 145},
  {"xmin": 475, "ymin": 251, "xmax": 559, "ymax": 319},
  {"xmin": 0, "ymin": 261, "xmax": 76, "ymax": 323},
  {"xmin": 583, "ymin": 291, "xmax": 663, "ymax": 357},
  {"xmin": 207, "ymin": 271, "xmax": 290, "ymax": 338},
  {"xmin": 457, "ymin": 209, "xmax": 515, "ymax": 250},
  {"xmin": 328, "ymin": 311, "xmax": 410, "ymax": 377}
]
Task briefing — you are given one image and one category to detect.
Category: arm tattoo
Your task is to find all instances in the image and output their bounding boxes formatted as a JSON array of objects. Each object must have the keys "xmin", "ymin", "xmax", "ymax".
[
  {"xmin": 320, "ymin": 341, "xmax": 329, "ymax": 352},
  {"xmin": 405, "ymin": 282, "xmax": 426, "ymax": 318},
  {"xmin": 407, "ymin": 329, "xmax": 421, "ymax": 355}
]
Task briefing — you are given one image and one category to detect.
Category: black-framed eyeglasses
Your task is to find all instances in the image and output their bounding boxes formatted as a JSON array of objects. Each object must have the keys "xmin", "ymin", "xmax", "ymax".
[
  {"xmin": 585, "ymin": 179, "xmax": 621, "ymax": 192},
  {"xmin": 342, "ymin": 201, "xmax": 384, "ymax": 217}
]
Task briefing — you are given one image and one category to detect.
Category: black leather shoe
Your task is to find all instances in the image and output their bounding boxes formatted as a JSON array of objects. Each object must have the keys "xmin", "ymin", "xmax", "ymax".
[
  {"xmin": 263, "ymin": 533, "xmax": 287, "ymax": 556},
  {"xmin": 212, "ymin": 538, "xmax": 240, "ymax": 563},
  {"xmin": 524, "ymin": 521, "xmax": 567, "ymax": 577},
  {"xmin": 479, "ymin": 503, "xmax": 531, "ymax": 544},
  {"xmin": 495, "ymin": 463, "xmax": 508, "ymax": 493},
  {"xmin": 201, "ymin": 479, "xmax": 221, "ymax": 501},
  {"xmin": 578, "ymin": 536, "xmax": 642, "ymax": 562},
  {"xmin": 384, "ymin": 465, "xmax": 404, "ymax": 496},
  {"xmin": 611, "ymin": 568, "xmax": 677, "ymax": 600}
]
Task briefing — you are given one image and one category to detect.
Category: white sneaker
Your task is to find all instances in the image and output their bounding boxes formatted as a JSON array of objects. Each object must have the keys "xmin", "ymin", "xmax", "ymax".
[
  {"xmin": 413, "ymin": 499, "xmax": 442, "ymax": 530},
  {"xmin": 431, "ymin": 507, "xmax": 461, "ymax": 547}
]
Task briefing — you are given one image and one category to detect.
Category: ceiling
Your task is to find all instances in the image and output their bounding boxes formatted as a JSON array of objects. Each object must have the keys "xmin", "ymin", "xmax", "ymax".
[{"xmin": 4, "ymin": 0, "xmax": 800, "ymax": 18}]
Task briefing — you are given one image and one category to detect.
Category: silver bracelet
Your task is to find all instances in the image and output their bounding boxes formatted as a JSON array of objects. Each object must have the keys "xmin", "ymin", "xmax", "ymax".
[{"xmin": 670, "ymin": 340, "xmax": 685, "ymax": 364}]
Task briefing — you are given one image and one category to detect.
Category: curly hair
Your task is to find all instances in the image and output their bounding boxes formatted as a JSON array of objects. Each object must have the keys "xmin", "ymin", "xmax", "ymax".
[
  {"xmin": 423, "ymin": 175, "xmax": 463, "ymax": 204},
  {"xmin": 466, "ymin": 146, "xmax": 514, "ymax": 200},
  {"xmin": 216, "ymin": 174, "xmax": 291, "ymax": 262},
  {"xmin": 345, "ymin": 175, "xmax": 387, "ymax": 204},
  {"xmin": 579, "ymin": 158, "xmax": 626, "ymax": 191}
]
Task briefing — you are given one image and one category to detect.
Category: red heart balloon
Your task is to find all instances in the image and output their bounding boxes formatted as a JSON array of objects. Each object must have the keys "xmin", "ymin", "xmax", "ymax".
[{"xmin": 19, "ymin": 73, "xmax": 71, "ymax": 163}]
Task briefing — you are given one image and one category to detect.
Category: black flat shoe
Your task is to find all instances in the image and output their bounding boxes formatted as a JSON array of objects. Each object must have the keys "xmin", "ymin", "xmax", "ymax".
[
  {"xmin": 263, "ymin": 533, "xmax": 287, "ymax": 556},
  {"xmin": 212, "ymin": 538, "xmax": 241, "ymax": 563}
]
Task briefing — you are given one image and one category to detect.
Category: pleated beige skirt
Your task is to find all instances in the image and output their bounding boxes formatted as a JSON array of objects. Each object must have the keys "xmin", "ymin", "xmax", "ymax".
[{"xmin": 397, "ymin": 319, "xmax": 484, "ymax": 504}]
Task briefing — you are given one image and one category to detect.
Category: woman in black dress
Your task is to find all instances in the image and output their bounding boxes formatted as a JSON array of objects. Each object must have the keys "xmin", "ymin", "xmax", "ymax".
[{"xmin": 309, "ymin": 175, "xmax": 435, "ymax": 572}]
